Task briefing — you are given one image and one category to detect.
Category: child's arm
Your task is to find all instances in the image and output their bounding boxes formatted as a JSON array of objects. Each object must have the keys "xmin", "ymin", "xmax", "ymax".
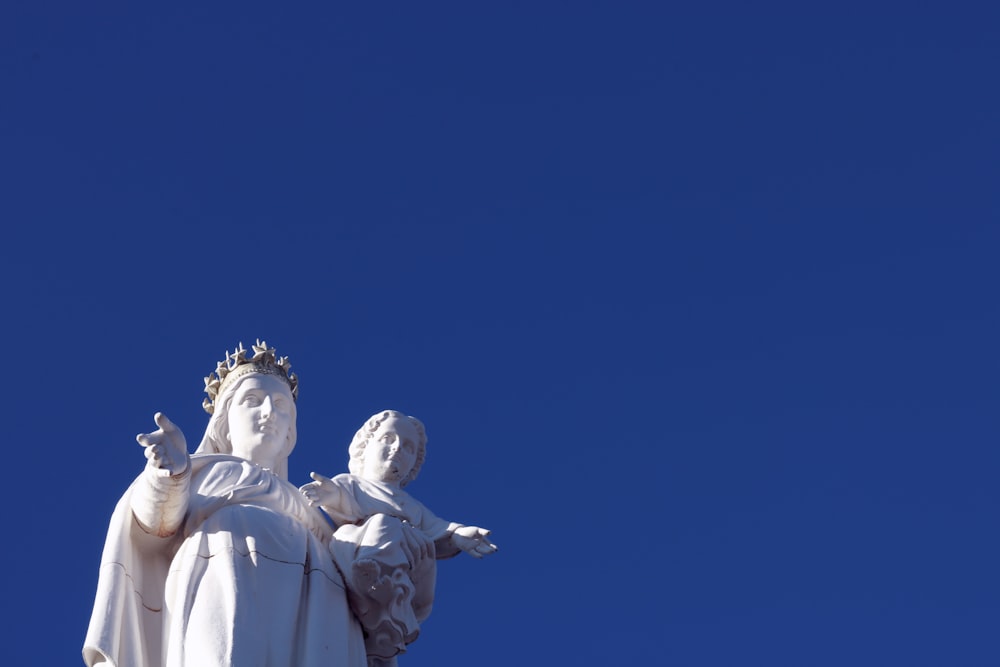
[
  {"xmin": 300, "ymin": 472, "xmax": 352, "ymax": 515},
  {"xmin": 413, "ymin": 498, "xmax": 498, "ymax": 559},
  {"xmin": 449, "ymin": 525, "xmax": 498, "ymax": 559}
]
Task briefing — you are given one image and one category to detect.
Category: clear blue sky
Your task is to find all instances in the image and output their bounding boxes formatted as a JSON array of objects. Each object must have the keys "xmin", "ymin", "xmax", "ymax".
[{"xmin": 2, "ymin": 3, "xmax": 998, "ymax": 665}]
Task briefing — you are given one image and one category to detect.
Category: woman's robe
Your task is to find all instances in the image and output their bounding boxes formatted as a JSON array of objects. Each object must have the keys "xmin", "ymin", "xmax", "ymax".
[{"xmin": 83, "ymin": 454, "xmax": 367, "ymax": 667}]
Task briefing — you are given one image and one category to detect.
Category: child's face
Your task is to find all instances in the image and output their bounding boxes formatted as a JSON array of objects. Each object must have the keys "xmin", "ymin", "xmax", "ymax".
[{"xmin": 362, "ymin": 415, "xmax": 420, "ymax": 485}]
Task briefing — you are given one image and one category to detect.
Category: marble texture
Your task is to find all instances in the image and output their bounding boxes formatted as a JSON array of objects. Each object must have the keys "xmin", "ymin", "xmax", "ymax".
[
  {"xmin": 84, "ymin": 345, "xmax": 496, "ymax": 667},
  {"xmin": 301, "ymin": 410, "xmax": 497, "ymax": 662}
]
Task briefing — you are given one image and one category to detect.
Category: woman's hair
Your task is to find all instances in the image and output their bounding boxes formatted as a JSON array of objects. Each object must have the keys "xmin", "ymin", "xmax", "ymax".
[
  {"xmin": 348, "ymin": 410, "xmax": 426, "ymax": 487},
  {"xmin": 195, "ymin": 372, "xmax": 298, "ymax": 480}
]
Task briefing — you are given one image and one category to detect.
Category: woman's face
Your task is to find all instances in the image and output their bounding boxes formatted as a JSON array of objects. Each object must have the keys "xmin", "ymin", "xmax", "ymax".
[{"xmin": 226, "ymin": 374, "xmax": 295, "ymax": 470}]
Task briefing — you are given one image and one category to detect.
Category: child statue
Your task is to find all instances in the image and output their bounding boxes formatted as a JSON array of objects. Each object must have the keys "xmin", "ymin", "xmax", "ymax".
[{"xmin": 300, "ymin": 410, "xmax": 497, "ymax": 664}]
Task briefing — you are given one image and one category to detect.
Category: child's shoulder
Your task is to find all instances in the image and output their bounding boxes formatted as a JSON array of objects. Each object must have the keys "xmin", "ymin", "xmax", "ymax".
[{"xmin": 330, "ymin": 472, "xmax": 359, "ymax": 486}]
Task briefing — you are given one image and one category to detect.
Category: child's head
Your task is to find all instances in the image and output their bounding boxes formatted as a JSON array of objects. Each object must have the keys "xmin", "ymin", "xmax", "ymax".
[{"xmin": 349, "ymin": 410, "xmax": 427, "ymax": 487}]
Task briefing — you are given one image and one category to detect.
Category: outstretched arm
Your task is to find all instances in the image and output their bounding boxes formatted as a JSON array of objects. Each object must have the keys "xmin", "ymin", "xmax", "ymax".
[
  {"xmin": 300, "ymin": 471, "xmax": 347, "ymax": 508},
  {"xmin": 450, "ymin": 525, "xmax": 498, "ymax": 559},
  {"xmin": 130, "ymin": 412, "xmax": 191, "ymax": 537}
]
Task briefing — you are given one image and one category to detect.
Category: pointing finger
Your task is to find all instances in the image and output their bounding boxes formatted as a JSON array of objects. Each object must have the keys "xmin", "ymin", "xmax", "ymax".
[{"xmin": 310, "ymin": 471, "xmax": 333, "ymax": 484}]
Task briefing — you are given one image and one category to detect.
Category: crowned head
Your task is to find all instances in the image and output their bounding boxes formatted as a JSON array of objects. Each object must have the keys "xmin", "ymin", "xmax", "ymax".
[
  {"xmin": 203, "ymin": 339, "xmax": 298, "ymax": 414},
  {"xmin": 196, "ymin": 340, "xmax": 299, "ymax": 480}
]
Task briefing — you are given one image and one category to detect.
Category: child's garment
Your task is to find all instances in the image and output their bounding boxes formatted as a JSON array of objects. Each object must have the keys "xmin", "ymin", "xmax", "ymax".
[{"xmin": 320, "ymin": 474, "xmax": 462, "ymax": 659}]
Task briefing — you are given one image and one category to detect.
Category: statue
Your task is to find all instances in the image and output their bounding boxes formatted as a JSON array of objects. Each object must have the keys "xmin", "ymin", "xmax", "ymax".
[
  {"xmin": 83, "ymin": 342, "xmax": 368, "ymax": 666},
  {"xmin": 301, "ymin": 410, "xmax": 497, "ymax": 664}
]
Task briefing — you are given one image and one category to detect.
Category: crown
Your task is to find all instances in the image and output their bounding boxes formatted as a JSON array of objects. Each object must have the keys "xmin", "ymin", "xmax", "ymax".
[{"xmin": 202, "ymin": 339, "xmax": 298, "ymax": 414}]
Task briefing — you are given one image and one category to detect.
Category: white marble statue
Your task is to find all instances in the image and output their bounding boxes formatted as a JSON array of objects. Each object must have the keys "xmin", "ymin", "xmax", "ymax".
[
  {"xmin": 83, "ymin": 341, "xmax": 368, "ymax": 667},
  {"xmin": 301, "ymin": 410, "xmax": 497, "ymax": 664}
]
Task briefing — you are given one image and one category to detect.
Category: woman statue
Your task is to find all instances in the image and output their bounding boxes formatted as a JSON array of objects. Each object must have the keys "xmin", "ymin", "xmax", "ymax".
[{"xmin": 83, "ymin": 341, "xmax": 368, "ymax": 667}]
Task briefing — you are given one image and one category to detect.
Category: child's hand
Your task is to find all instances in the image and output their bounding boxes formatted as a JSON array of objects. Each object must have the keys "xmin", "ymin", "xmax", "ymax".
[
  {"xmin": 299, "ymin": 471, "xmax": 338, "ymax": 507},
  {"xmin": 451, "ymin": 525, "xmax": 498, "ymax": 559}
]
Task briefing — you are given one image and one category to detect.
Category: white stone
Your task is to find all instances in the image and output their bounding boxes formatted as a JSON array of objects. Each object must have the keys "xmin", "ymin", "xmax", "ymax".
[
  {"xmin": 84, "ymin": 347, "xmax": 495, "ymax": 667},
  {"xmin": 301, "ymin": 410, "xmax": 497, "ymax": 662}
]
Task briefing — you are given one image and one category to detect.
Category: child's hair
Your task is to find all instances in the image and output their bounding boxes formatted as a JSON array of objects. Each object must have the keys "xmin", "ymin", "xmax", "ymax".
[{"xmin": 348, "ymin": 410, "xmax": 427, "ymax": 487}]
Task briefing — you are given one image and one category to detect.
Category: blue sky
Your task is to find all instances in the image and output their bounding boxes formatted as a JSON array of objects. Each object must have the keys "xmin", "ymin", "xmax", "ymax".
[{"xmin": 2, "ymin": 3, "xmax": 998, "ymax": 665}]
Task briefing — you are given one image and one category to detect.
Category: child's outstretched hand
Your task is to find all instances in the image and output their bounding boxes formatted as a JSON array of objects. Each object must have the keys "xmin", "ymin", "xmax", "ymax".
[
  {"xmin": 451, "ymin": 525, "xmax": 498, "ymax": 559},
  {"xmin": 300, "ymin": 471, "xmax": 338, "ymax": 507}
]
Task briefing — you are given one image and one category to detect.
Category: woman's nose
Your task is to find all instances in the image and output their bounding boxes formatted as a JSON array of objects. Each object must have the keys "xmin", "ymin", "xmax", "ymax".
[{"xmin": 260, "ymin": 396, "xmax": 273, "ymax": 418}]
